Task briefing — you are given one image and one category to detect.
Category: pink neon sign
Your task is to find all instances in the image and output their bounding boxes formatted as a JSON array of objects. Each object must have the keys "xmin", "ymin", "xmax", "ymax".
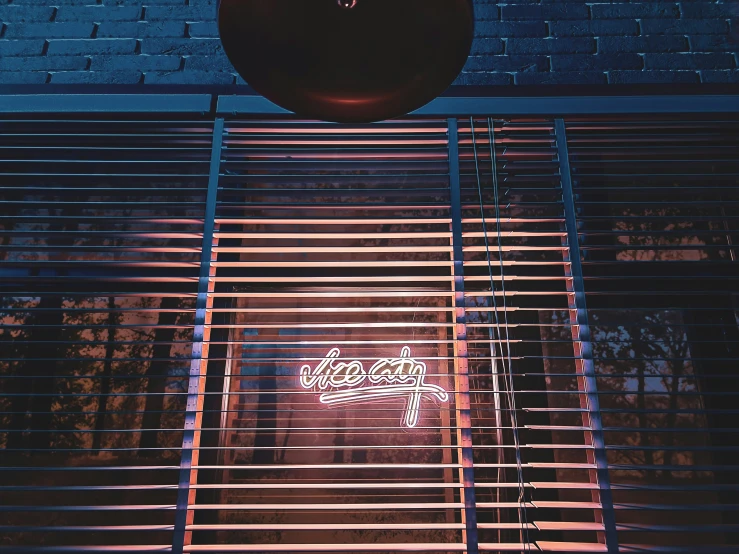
[{"xmin": 299, "ymin": 346, "xmax": 449, "ymax": 428}]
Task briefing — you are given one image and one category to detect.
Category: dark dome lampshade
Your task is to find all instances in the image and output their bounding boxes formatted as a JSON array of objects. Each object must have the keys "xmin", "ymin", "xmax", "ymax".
[{"xmin": 218, "ymin": 0, "xmax": 475, "ymax": 123}]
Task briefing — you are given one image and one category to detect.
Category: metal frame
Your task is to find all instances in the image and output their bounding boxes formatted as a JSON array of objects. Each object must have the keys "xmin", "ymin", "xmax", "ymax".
[
  {"xmin": 216, "ymin": 94, "xmax": 739, "ymax": 116},
  {"xmin": 172, "ymin": 117, "xmax": 225, "ymax": 554},
  {"xmin": 555, "ymin": 118, "xmax": 619, "ymax": 554},
  {"xmin": 448, "ymin": 118, "xmax": 480, "ymax": 554},
  {"xmin": 0, "ymin": 94, "xmax": 211, "ymax": 113},
  {"xmin": 1, "ymin": 92, "xmax": 738, "ymax": 115}
]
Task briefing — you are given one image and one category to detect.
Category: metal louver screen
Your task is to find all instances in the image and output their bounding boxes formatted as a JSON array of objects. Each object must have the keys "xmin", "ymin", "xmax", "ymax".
[
  {"xmin": 0, "ymin": 117, "xmax": 214, "ymax": 550},
  {"xmin": 199, "ymin": 119, "xmax": 473, "ymax": 553},
  {"xmin": 565, "ymin": 118, "xmax": 739, "ymax": 554},
  {"xmin": 456, "ymin": 119, "xmax": 610, "ymax": 553},
  {"xmin": 0, "ymin": 107, "xmax": 737, "ymax": 554},
  {"xmin": 186, "ymin": 118, "xmax": 603, "ymax": 553}
]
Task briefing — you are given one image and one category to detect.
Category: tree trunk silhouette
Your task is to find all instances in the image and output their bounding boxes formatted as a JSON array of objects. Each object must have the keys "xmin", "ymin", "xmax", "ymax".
[
  {"xmin": 7, "ymin": 201, "xmax": 80, "ymax": 451},
  {"xmin": 279, "ymin": 403, "xmax": 294, "ymax": 463},
  {"xmin": 252, "ymin": 358, "xmax": 278, "ymax": 464},
  {"xmin": 0, "ymin": 195, "xmax": 17, "ymax": 262},
  {"xmin": 636, "ymin": 362, "xmax": 656, "ymax": 479},
  {"xmin": 92, "ymin": 296, "xmax": 119, "ymax": 452},
  {"xmin": 350, "ymin": 445, "xmax": 367, "ymax": 464},
  {"xmin": 661, "ymin": 358, "xmax": 685, "ymax": 473},
  {"xmin": 1, "ymin": 188, "xmax": 23, "ymax": 447},
  {"xmin": 333, "ymin": 409, "xmax": 346, "ymax": 464},
  {"xmin": 252, "ymin": 329, "xmax": 278, "ymax": 465},
  {"xmin": 6, "ymin": 345, "xmax": 29, "ymax": 450},
  {"xmin": 7, "ymin": 294, "xmax": 66, "ymax": 451},
  {"xmin": 139, "ymin": 295, "xmax": 182, "ymax": 454}
]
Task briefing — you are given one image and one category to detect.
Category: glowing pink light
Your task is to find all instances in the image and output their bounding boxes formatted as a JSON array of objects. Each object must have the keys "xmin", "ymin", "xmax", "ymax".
[{"xmin": 299, "ymin": 346, "xmax": 449, "ymax": 428}]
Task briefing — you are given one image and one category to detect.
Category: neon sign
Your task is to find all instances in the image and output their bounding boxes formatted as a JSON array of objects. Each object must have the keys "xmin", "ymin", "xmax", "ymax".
[{"xmin": 299, "ymin": 346, "xmax": 448, "ymax": 428}]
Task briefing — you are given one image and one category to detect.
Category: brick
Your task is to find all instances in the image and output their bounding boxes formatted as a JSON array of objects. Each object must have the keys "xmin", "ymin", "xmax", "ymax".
[
  {"xmin": 476, "ymin": 21, "xmax": 547, "ymax": 38},
  {"xmin": 470, "ymin": 38, "xmax": 505, "ymax": 56},
  {"xmin": 640, "ymin": 19, "xmax": 728, "ymax": 35},
  {"xmin": 55, "ymin": 6, "xmax": 142, "ymax": 22},
  {"xmin": 47, "ymin": 38, "xmax": 138, "ymax": 56},
  {"xmin": 0, "ymin": 39, "xmax": 45, "ymax": 56},
  {"xmin": 496, "ymin": 4, "xmax": 539, "ymax": 21},
  {"xmin": 144, "ymin": 70, "xmax": 235, "ymax": 84},
  {"xmin": 607, "ymin": 70, "xmax": 700, "ymax": 84},
  {"xmin": 454, "ymin": 72, "xmax": 513, "ymax": 85},
  {"xmin": 689, "ymin": 35, "xmax": 739, "ymax": 53},
  {"xmin": 0, "ymin": 56, "xmax": 87, "ymax": 71},
  {"xmin": 680, "ymin": 2, "xmax": 736, "ymax": 19},
  {"xmin": 465, "ymin": 55, "xmax": 548, "ymax": 72},
  {"xmin": 50, "ymin": 70, "xmax": 143, "ymax": 84},
  {"xmin": 0, "ymin": 70, "xmax": 48, "ymax": 84},
  {"xmin": 700, "ymin": 70, "xmax": 739, "ymax": 83},
  {"xmin": 3, "ymin": 0, "xmax": 735, "ymax": 89},
  {"xmin": 3, "ymin": 22, "xmax": 94, "ymax": 39},
  {"xmin": 507, "ymin": 37, "xmax": 595, "ymax": 55},
  {"xmin": 12, "ymin": 0, "xmax": 98, "ymax": 4},
  {"xmin": 591, "ymin": 3, "xmax": 680, "ymax": 20},
  {"xmin": 515, "ymin": 71, "xmax": 608, "ymax": 85},
  {"xmin": 184, "ymin": 55, "xmax": 236, "ymax": 72},
  {"xmin": 550, "ymin": 20, "xmax": 639, "ymax": 37},
  {"xmin": 97, "ymin": 21, "xmax": 187, "ymax": 38},
  {"xmin": 90, "ymin": 54, "xmax": 182, "ymax": 72},
  {"xmin": 598, "ymin": 35, "xmax": 689, "ymax": 54},
  {"xmin": 187, "ymin": 22, "xmax": 219, "ymax": 38},
  {"xmin": 140, "ymin": 37, "xmax": 224, "ymax": 56},
  {"xmin": 644, "ymin": 52, "xmax": 736, "ymax": 70},
  {"xmin": 0, "ymin": 6, "xmax": 56, "ymax": 23},
  {"xmin": 473, "ymin": 5, "xmax": 499, "ymax": 20},
  {"xmin": 501, "ymin": 4, "xmax": 589, "ymax": 20},
  {"xmin": 144, "ymin": 5, "xmax": 217, "ymax": 21},
  {"xmin": 550, "ymin": 53, "xmax": 643, "ymax": 71}
]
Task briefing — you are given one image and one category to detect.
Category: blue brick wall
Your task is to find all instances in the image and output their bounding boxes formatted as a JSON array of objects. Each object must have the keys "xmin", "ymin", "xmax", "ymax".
[{"xmin": 0, "ymin": 0, "xmax": 737, "ymax": 86}]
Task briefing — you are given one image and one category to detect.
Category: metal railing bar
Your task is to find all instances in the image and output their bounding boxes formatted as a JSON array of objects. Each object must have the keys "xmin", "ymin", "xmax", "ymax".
[
  {"xmin": 448, "ymin": 117, "xmax": 480, "ymax": 554},
  {"xmin": 171, "ymin": 117, "xmax": 224, "ymax": 554},
  {"xmin": 555, "ymin": 118, "xmax": 619, "ymax": 554}
]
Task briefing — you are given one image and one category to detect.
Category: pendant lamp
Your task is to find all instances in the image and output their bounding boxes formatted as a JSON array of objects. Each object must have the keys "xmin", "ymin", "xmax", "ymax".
[{"xmin": 218, "ymin": 0, "xmax": 474, "ymax": 123}]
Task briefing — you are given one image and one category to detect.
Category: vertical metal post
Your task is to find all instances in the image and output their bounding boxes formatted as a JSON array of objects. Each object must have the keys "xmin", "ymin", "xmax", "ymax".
[
  {"xmin": 555, "ymin": 118, "xmax": 619, "ymax": 554},
  {"xmin": 437, "ymin": 308, "xmax": 457, "ymax": 525},
  {"xmin": 448, "ymin": 118, "xmax": 479, "ymax": 554},
  {"xmin": 172, "ymin": 117, "xmax": 225, "ymax": 554}
]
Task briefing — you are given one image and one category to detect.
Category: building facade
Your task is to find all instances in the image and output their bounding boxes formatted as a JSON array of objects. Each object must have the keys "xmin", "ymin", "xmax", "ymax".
[{"xmin": 1, "ymin": 1, "xmax": 739, "ymax": 553}]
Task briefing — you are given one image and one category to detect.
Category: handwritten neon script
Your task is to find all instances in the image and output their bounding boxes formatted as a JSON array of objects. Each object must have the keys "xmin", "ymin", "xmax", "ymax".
[{"xmin": 299, "ymin": 346, "xmax": 449, "ymax": 428}]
